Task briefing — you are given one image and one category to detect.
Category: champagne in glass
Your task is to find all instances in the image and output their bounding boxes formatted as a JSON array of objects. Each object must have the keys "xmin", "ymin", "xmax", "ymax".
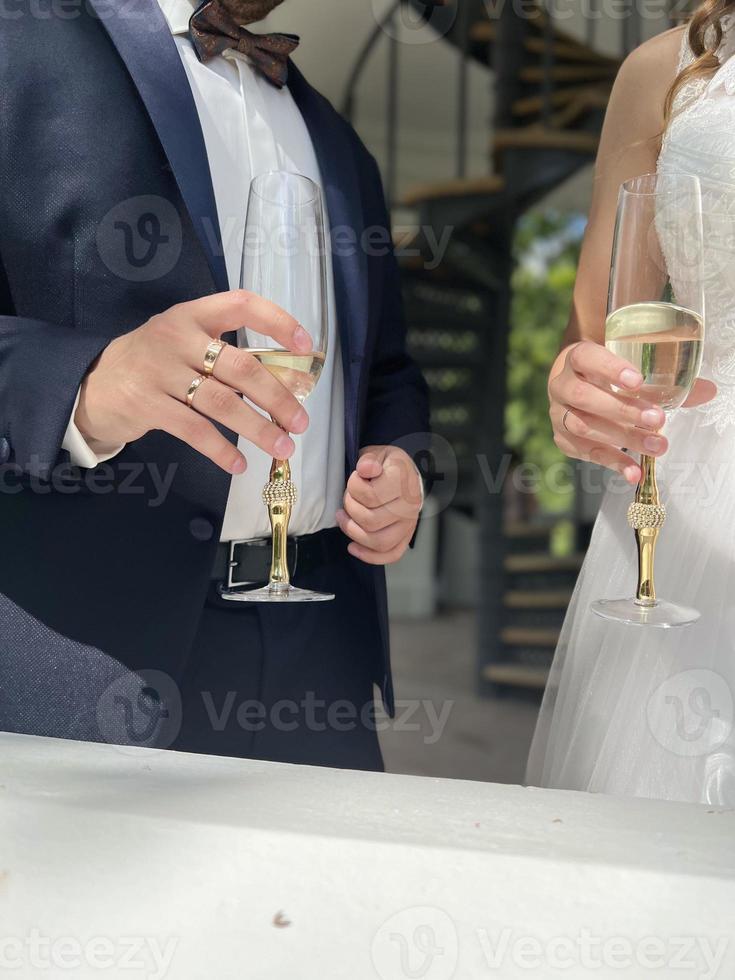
[
  {"xmin": 221, "ymin": 171, "xmax": 334, "ymax": 604},
  {"xmin": 606, "ymin": 302, "xmax": 703, "ymax": 411},
  {"xmin": 591, "ymin": 172, "xmax": 705, "ymax": 628},
  {"xmin": 247, "ymin": 349, "xmax": 326, "ymax": 402}
]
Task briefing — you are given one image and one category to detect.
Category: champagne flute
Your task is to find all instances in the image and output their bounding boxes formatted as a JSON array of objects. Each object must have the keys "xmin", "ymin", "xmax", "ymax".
[
  {"xmin": 591, "ymin": 172, "xmax": 705, "ymax": 628},
  {"xmin": 221, "ymin": 171, "xmax": 334, "ymax": 603}
]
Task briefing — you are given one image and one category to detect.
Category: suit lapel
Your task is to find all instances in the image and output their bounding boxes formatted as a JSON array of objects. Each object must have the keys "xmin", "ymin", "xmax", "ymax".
[
  {"xmin": 287, "ymin": 64, "xmax": 369, "ymax": 461},
  {"xmin": 87, "ymin": 0, "xmax": 229, "ymax": 292}
]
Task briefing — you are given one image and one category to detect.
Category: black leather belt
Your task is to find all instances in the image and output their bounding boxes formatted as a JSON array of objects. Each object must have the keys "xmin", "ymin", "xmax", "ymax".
[{"xmin": 211, "ymin": 526, "xmax": 346, "ymax": 589}]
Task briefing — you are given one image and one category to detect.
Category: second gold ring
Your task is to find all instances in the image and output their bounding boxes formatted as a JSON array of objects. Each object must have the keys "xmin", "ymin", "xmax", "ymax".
[{"xmin": 186, "ymin": 374, "xmax": 207, "ymax": 408}]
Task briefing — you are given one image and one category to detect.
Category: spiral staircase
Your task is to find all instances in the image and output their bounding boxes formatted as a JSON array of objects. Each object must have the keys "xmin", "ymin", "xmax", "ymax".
[{"xmin": 344, "ymin": 0, "xmax": 673, "ymax": 694}]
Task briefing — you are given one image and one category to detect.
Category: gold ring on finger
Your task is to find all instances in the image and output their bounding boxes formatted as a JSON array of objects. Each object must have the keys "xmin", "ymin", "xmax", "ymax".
[
  {"xmin": 203, "ymin": 339, "xmax": 227, "ymax": 377},
  {"xmin": 186, "ymin": 374, "xmax": 207, "ymax": 408},
  {"xmin": 562, "ymin": 408, "xmax": 572, "ymax": 433}
]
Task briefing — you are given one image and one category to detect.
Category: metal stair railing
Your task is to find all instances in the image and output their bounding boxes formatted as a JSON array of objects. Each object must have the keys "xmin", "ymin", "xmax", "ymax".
[{"xmin": 341, "ymin": 1, "xmax": 473, "ymax": 205}]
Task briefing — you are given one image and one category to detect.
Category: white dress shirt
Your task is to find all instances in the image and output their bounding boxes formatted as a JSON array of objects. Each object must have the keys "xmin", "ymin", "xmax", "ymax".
[{"xmin": 62, "ymin": 0, "xmax": 346, "ymax": 542}]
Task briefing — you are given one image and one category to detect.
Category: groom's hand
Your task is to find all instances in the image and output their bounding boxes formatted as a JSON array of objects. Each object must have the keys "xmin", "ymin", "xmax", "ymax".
[
  {"xmin": 337, "ymin": 446, "xmax": 423, "ymax": 566},
  {"xmin": 75, "ymin": 291, "xmax": 311, "ymax": 474}
]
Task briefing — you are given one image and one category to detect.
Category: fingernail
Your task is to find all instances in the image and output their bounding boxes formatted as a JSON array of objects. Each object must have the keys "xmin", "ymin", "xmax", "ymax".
[
  {"xmin": 620, "ymin": 368, "xmax": 643, "ymax": 389},
  {"xmin": 293, "ymin": 326, "xmax": 311, "ymax": 351},
  {"xmin": 231, "ymin": 457, "xmax": 246, "ymax": 474},
  {"xmin": 291, "ymin": 407, "xmax": 309, "ymax": 433},
  {"xmin": 641, "ymin": 408, "xmax": 664, "ymax": 428},
  {"xmin": 643, "ymin": 436, "xmax": 664, "ymax": 454},
  {"xmin": 336, "ymin": 509, "xmax": 346, "ymax": 523},
  {"xmin": 275, "ymin": 434, "xmax": 295, "ymax": 458},
  {"xmin": 623, "ymin": 465, "xmax": 640, "ymax": 483}
]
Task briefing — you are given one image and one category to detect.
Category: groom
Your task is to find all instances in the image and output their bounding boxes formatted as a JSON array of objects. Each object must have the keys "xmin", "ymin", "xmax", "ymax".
[{"xmin": 0, "ymin": 0, "xmax": 429, "ymax": 770}]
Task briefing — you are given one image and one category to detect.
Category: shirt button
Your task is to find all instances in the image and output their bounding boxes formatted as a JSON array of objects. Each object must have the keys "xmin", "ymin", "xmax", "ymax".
[
  {"xmin": 189, "ymin": 517, "xmax": 214, "ymax": 542},
  {"xmin": 0, "ymin": 437, "xmax": 10, "ymax": 464}
]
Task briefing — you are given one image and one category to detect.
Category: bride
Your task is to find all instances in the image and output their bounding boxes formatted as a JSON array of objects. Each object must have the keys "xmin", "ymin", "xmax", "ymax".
[{"xmin": 526, "ymin": 3, "xmax": 735, "ymax": 805}]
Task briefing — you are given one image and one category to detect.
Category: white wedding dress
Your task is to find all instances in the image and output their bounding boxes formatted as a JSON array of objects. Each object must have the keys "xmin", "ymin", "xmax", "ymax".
[{"xmin": 526, "ymin": 22, "xmax": 735, "ymax": 805}]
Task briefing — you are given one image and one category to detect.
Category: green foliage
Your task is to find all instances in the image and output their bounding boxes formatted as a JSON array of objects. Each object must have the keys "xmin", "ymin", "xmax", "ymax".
[{"xmin": 505, "ymin": 210, "xmax": 583, "ymax": 514}]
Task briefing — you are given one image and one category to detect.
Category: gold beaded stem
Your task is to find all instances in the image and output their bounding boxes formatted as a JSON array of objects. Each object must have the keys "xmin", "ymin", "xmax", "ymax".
[
  {"xmin": 626, "ymin": 454, "xmax": 666, "ymax": 606},
  {"xmin": 262, "ymin": 454, "xmax": 298, "ymax": 592}
]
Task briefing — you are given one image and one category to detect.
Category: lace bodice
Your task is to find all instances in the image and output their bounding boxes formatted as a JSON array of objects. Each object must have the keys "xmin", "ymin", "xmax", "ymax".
[{"xmin": 658, "ymin": 16, "xmax": 735, "ymax": 433}]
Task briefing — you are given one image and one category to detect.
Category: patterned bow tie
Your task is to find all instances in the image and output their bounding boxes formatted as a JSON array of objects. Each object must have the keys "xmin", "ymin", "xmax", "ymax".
[{"xmin": 189, "ymin": 0, "xmax": 299, "ymax": 88}]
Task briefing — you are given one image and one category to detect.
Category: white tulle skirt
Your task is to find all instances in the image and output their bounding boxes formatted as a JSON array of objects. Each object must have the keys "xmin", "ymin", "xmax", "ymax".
[{"xmin": 526, "ymin": 405, "xmax": 735, "ymax": 805}]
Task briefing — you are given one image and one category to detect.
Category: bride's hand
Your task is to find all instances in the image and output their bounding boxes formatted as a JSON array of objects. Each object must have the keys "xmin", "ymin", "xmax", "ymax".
[{"xmin": 549, "ymin": 341, "xmax": 717, "ymax": 485}]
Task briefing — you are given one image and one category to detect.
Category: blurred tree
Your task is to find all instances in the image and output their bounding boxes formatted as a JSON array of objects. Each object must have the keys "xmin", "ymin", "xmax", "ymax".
[{"xmin": 505, "ymin": 210, "xmax": 584, "ymax": 516}]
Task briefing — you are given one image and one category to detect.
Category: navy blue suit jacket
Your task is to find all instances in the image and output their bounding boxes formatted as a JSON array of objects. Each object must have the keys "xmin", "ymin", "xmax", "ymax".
[{"xmin": 0, "ymin": 0, "xmax": 429, "ymax": 716}]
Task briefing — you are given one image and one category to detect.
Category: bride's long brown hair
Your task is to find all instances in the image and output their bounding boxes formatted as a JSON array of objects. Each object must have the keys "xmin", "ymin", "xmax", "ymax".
[{"xmin": 664, "ymin": 0, "xmax": 735, "ymax": 122}]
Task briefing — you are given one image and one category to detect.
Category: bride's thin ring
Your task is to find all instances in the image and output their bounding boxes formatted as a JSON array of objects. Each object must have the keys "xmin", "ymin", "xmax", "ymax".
[
  {"xmin": 203, "ymin": 339, "xmax": 227, "ymax": 377},
  {"xmin": 562, "ymin": 408, "xmax": 572, "ymax": 433}
]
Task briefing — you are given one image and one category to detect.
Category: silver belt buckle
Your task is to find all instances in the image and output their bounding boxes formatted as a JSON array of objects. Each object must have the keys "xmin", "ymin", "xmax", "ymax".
[{"xmin": 227, "ymin": 537, "xmax": 268, "ymax": 590}]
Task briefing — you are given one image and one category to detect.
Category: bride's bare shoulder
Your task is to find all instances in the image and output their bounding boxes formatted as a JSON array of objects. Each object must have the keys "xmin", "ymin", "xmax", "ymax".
[
  {"xmin": 617, "ymin": 26, "xmax": 686, "ymax": 88},
  {"xmin": 605, "ymin": 27, "xmax": 686, "ymax": 133}
]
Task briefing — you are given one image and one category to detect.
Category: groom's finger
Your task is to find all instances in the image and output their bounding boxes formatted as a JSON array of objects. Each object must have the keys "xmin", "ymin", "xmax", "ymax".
[
  {"xmin": 346, "ymin": 470, "xmax": 400, "ymax": 509},
  {"xmin": 356, "ymin": 453, "xmax": 384, "ymax": 480},
  {"xmin": 342, "ymin": 493, "xmax": 410, "ymax": 531},
  {"xmin": 337, "ymin": 510, "xmax": 408, "ymax": 552},
  {"xmin": 347, "ymin": 540, "xmax": 409, "ymax": 566}
]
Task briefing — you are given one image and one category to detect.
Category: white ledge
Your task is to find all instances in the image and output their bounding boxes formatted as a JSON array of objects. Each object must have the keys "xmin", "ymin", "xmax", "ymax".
[{"xmin": 0, "ymin": 733, "xmax": 734, "ymax": 979}]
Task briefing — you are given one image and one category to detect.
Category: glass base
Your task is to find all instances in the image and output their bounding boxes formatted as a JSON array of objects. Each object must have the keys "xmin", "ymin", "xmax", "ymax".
[
  {"xmin": 590, "ymin": 597, "xmax": 700, "ymax": 629},
  {"xmin": 219, "ymin": 584, "xmax": 335, "ymax": 603}
]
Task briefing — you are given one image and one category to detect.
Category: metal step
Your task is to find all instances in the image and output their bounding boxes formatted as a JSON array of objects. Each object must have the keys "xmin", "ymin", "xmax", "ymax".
[
  {"xmin": 520, "ymin": 63, "xmax": 617, "ymax": 84},
  {"xmin": 505, "ymin": 521, "xmax": 553, "ymax": 554},
  {"xmin": 482, "ymin": 662, "xmax": 549, "ymax": 690},
  {"xmin": 504, "ymin": 589, "xmax": 573, "ymax": 609},
  {"xmin": 504, "ymin": 552, "xmax": 585, "ymax": 592},
  {"xmin": 501, "ymin": 626, "xmax": 560, "ymax": 648},
  {"xmin": 503, "ymin": 588, "xmax": 573, "ymax": 628},
  {"xmin": 505, "ymin": 553, "xmax": 585, "ymax": 573},
  {"xmin": 469, "ymin": 20, "xmax": 619, "ymax": 65},
  {"xmin": 402, "ymin": 175, "xmax": 505, "ymax": 208},
  {"xmin": 494, "ymin": 126, "xmax": 600, "ymax": 157},
  {"xmin": 512, "ymin": 84, "xmax": 612, "ymax": 118}
]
